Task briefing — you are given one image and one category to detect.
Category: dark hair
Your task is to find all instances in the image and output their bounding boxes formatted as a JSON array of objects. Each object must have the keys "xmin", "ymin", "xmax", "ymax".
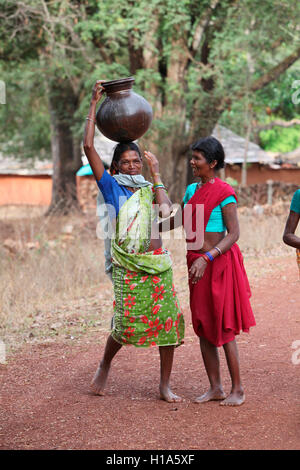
[
  {"xmin": 190, "ymin": 136, "xmax": 225, "ymax": 170},
  {"xmin": 109, "ymin": 142, "xmax": 141, "ymax": 174}
]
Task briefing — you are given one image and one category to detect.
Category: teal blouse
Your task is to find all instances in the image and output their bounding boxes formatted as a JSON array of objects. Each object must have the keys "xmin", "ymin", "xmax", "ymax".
[
  {"xmin": 290, "ymin": 189, "xmax": 300, "ymax": 214},
  {"xmin": 183, "ymin": 183, "xmax": 236, "ymax": 232}
]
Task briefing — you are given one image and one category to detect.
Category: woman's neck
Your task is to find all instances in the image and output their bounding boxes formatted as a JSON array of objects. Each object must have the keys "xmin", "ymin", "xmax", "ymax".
[
  {"xmin": 126, "ymin": 186, "xmax": 138, "ymax": 192},
  {"xmin": 200, "ymin": 173, "xmax": 216, "ymax": 184}
]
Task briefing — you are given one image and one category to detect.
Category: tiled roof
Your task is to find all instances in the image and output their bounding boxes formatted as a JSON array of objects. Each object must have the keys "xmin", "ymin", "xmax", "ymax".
[
  {"xmin": 212, "ymin": 125, "xmax": 274, "ymax": 164},
  {"xmin": 0, "ymin": 156, "xmax": 53, "ymax": 175}
]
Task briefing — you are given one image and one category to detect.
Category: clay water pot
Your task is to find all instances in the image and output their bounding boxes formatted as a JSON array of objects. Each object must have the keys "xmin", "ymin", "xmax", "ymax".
[{"xmin": 96, "ymin": 77, "xmax": 153, "ymax": 142}]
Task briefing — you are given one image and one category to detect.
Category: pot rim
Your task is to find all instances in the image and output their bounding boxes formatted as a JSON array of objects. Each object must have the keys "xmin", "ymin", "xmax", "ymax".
[{"xmin": 102, "ymin": 77, "xmax": 135, "ymax": 88}]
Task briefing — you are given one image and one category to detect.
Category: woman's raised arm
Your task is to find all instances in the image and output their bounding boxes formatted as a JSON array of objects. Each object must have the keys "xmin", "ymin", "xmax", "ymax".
[
  {"xmin": 83, "ymin": 81, "xmax": 106, "ymax": 181},
  {"xmin": 143, "ymin": 150, "xmax": 175, "ymax": 218}
]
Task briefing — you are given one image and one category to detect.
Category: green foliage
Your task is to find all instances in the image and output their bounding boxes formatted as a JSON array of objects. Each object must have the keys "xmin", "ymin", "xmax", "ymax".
[
  {"xmin": 225, "ymin": 177, "xmax": 239, "ymax": 187},
  {"xmin": 259, "ymin": 125, "xmax": 300, "ymax": 153},
  {"xmin": 1, "ymin": 0, "xmax": 300, "ymax": 165},
  {"xmin": 0, "ymin": 60, "xmax": 51, "ymax": 159}
]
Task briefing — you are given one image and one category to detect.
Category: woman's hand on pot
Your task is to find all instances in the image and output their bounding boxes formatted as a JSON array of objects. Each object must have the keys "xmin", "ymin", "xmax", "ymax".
[
  {"xmin": 91, "ymin": 80, "xmax": 105, "ymax": 103},
  {"xmin": 189, "ymin": 257, "xmax": 207, "ymax": 284},
  {"xmin": 144, "ymin": 150, "xmax": 159, "ymax": 176}
]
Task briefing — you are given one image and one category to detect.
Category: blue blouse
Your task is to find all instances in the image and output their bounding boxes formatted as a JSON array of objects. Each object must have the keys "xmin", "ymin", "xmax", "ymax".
[
  {"xmin": 183, "ymin": 183, "xmax": 236, "ymax": 232},
  {"xmin": 97, "ymin": 170, "xmax": 133, "ymax": 219}
]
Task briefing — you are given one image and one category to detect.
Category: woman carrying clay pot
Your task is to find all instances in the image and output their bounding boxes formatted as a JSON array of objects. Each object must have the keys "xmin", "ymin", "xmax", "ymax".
[{"xmin": 83, "ymin": 81, "xmax": 184, "ymax": 402}]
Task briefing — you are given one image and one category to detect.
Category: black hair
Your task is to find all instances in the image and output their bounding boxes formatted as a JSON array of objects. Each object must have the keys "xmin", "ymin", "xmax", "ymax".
[
  {"xmin": 190, "ymin": 136, "xmax": 225, "ymax": 170},
  {"xmin": 109, "ymin": 142, "xmax": 142, "ymax": 174}
]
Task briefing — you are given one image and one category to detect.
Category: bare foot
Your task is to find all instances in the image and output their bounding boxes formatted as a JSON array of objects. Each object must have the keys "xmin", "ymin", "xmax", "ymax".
[
  {"xmin": 220, "ymin": 390, "xmax": 245, "ymax": 406},
  {"xmin": 194, "ymin": 388, "xmax": 226, "ymax": 403},
  {"xmin": 160, "ymin": 385, "xmax": 183, "ymax": 403},
  {"xmin": 90, "ymin": 362, "xmax": 110, "ymax": 396}
]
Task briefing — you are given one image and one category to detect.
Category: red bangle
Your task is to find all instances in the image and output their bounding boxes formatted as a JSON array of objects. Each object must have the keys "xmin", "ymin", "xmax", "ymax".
[{"xmin": 201, "ymin": 254, "xmax": 210, "ymax": 263}]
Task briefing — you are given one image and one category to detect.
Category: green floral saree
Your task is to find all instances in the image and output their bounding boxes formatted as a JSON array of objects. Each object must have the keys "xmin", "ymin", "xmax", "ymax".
[{"xmin": 110, "ymin": 186, "xmax": 185, "ymax": 347}]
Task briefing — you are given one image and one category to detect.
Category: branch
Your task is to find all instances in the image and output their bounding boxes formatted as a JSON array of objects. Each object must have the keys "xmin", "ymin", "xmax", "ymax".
[
  {"xmin": 190, "ymin": 0, "xmax": 221, "ymax": 54},
  {"xmin": 255, "ymin": 119, "xmax": 300, "ymax": 132},
  {"xmin": 194, "ymin": 1, "xmax": 240, "ymax": 92},
  {"xmin": 220, "ymin": 46, "xmax": 300, "ymax": 116},
  {"xmin": 128, "ymin": 33, "xmax": 144, "ymax": 74},
  {"xmin": 92, "ymin": 37, "xmax": 114, "ymax": 64},
  {"xmin": 2, "ymin": 1, "xmax": 94, "ymax": 65},
  {"xmin": 250, "ymin": 46, "xmax": 300, "ymax": 92}
]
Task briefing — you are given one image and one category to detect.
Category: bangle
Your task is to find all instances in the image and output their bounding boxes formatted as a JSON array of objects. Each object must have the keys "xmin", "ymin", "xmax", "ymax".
[
  {"xmin": 86, "ymin": 117, "xmax": 96, "ymax": 124},
  {"xmin": 205, "ymin": 251, "xmax": 214, "ymax": 261},
  {"xmin": 152, "ymin": 172, "xmax": 161, "ymax": 177},
  {"xmin": 154, "ymin": 185, "xmax": 166, "ymax": 191},
  {"xmin": 214, "ymin": 246, "xmax": 222, "ymax": 256},
  {"xmin": 201, "ymin": 254, "xmax": 210, "ymax": 263}
]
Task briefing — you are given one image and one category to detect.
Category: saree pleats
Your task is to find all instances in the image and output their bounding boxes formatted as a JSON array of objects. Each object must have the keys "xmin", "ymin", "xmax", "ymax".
[
  {"xmin": 112, "ymin": 264, "xmax": 184, "ymax": 347},
  {"xmin": 188, "ymin": 244, "xmax": 256, "ymax": 347},
  {"xmin": 110, "ymin": 186, "xmax": 185, "ymax": 347}
]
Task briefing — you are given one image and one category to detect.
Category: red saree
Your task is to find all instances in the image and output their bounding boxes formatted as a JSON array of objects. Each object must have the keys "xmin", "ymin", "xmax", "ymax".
[{"xmin": 183, "ymin": 178, "xmax": 256, "ymax": 347}]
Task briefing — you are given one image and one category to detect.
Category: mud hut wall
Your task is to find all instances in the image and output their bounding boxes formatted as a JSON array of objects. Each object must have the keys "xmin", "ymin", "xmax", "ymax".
[
  {"xmin": 0, "ymin": 175, "xmax": 52, "ymax": 206},
  {"xmin": 225, "ymin": 163, "xmax": 300, "ymax": 185}
]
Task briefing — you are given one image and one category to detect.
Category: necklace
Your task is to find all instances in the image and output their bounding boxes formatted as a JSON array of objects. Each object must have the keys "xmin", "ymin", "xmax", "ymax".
[{"xmin": 199, "ymin": 176, "xmax": 215, "ymax": 186}]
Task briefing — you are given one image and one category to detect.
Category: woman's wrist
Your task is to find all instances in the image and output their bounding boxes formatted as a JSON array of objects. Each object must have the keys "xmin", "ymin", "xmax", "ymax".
[
  {"xmin": 201, "ymin": 247, "xmax": 223, "ymax": 262},
  {"xmin": 87, "ymin": 102, "xmax": 97, "ymax": 122},
  {"xmin": 86, "ymin": 117, "xmax": 96, "ymax": 124},
  {"xmin": 152, "ymin": 176, "xmax": 164, "ymax": 188},
  {"xmin": 200, "ymin": 254, "xmax": 210, "ymax": 264},
  {"xmin": 200, "ymin": 251, "xmax": 217, "ymax": 263},
  {"xmin": 89, "ymin": 99, "xmax": 98, "ymax": 110},
  {"xmin": 151, "ymin": 171, "xmax": 160, "ymax": 179}
]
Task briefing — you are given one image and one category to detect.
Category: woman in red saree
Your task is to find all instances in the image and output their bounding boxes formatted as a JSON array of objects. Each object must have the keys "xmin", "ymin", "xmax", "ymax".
[{"xmin": 163, "ymin": 136, "xmax": 256, "ymax": 406}]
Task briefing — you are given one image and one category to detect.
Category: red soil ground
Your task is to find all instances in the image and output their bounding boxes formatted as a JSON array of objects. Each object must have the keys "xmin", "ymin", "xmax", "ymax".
[{"xmin": 0, "ymin": 257, "xmax": 299, "ymax": 450}]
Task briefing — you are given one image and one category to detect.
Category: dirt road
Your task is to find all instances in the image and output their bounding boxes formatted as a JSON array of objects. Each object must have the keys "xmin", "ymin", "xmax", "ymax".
[{"xmin": 0, "ymin": 257, "xmax": 299, "ymax": 450}]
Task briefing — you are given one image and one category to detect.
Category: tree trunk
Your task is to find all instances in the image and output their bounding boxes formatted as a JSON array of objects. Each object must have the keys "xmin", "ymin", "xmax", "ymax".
[
  {"xmin": 241, "ymin": 132, "xmax": 249, "ymax": 188},
  {"xmin": 241, "ymin": 116, "xmax": 252, "ymax": 187},
  {"xmin": 150, "ymin": 117, "xmax": 219, "ymax": 203},
  {"xmin": 46, "ymin": 79, "xmax": 82, "ymax": 215},
  {"xmin": 142, "ymin": 99, "xmax": 221, "ymax": 203}
]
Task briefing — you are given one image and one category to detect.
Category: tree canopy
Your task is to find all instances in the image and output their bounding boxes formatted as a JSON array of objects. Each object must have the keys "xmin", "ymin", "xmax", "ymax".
[{"xmin": 0, "ymin": 0, "xmax": 299, "ymax": 208}]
